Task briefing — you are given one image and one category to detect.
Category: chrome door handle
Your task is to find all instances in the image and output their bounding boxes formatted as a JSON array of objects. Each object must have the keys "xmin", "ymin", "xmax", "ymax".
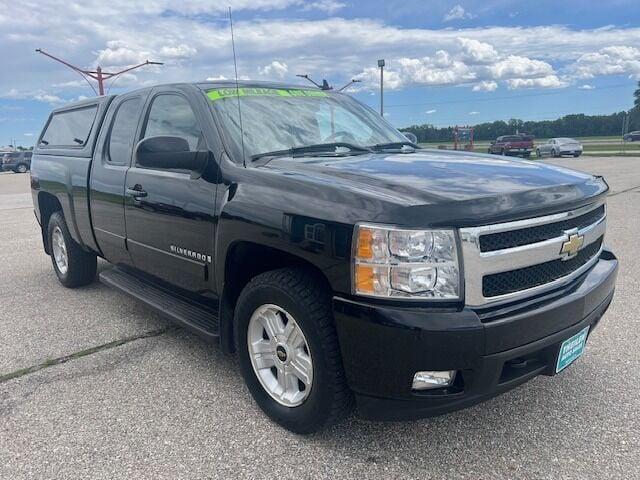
[{"xmin": 126, "ymin": 186, "xmax": 147, "ymax": 198}]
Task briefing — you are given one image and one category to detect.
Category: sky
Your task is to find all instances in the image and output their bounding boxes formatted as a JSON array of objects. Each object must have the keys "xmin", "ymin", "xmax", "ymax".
[{"xmin": 1, "ymin": 0, "xmax": 640, "ymax": 147}]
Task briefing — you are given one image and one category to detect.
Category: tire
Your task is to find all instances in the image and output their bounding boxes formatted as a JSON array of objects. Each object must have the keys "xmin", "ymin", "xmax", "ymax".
[
  {"xmin": 573, "ymin": 153, "xmax": 580, "ymax": 157},
  {"xmin": 235, "ymin": 267, "xmax": 353, "ymax": 433},
  {"xmin": 47, "ymin": 212, "xmax": 97, "ymax": 288},
  {"xmin": 16, "ymin": 163, "xmax": 28, "ymax": 173}
]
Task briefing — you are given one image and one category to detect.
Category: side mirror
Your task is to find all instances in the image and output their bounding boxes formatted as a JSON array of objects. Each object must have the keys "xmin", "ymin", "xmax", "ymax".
[{"xmin": 135, "ymin": 136, "xmax": 207, "ymax": 171}]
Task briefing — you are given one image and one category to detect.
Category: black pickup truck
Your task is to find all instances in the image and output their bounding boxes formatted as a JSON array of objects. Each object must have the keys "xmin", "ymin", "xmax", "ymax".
[{"xmin": 30, "ymin": 81, "xmax": 618, "ymax": 433}]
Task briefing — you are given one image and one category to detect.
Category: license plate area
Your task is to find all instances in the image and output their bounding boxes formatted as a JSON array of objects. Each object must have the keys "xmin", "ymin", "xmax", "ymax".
[{"xmin": 555, "ymin": 326, "xmax": 589, "ymax": 373}]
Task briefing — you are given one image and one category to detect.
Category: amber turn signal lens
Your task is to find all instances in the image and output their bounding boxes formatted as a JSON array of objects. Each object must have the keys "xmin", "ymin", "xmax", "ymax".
[
  {"xmin": 356, "ymin": 228, "xmax": 373, "ymax": 260},
  {"xmin": 354, "ymin": 264, "xmax": 374, "ymax": 293}
]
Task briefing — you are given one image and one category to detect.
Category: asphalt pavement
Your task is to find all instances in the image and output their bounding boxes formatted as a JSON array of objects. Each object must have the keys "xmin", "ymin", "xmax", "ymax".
[{"xmin": 0, "ymin": 159, "xmax": 639, "ymax": 479}]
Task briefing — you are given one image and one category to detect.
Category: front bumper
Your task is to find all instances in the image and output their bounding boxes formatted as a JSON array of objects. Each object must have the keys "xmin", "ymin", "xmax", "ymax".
[{"xmin": 333, "ymin": 250, "xmax": 618, "ymax": 421}]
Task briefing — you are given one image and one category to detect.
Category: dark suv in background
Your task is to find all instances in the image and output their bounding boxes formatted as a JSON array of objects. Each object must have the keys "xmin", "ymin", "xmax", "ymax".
[{"xmin": 2, "ymin": 151, "xmax": 32, "ymax": 173}]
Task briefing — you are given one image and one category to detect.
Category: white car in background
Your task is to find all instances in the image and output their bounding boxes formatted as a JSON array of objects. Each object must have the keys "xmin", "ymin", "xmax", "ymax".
[{"xmin": 536, "ymin": 138, "xmax": 583, "ymax": 158}]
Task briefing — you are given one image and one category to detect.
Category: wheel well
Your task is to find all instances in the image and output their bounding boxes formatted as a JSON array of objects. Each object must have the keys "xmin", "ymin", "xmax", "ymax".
[
  {"xmin": 38, "ymin": 192, "xmax": 62, "ymax": 254},
  {"xmin": 219, "ymin": 241, "xmax": 331, "ymax": 354}
]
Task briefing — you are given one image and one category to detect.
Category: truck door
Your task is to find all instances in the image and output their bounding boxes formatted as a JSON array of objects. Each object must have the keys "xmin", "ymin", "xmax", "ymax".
[
  {"xmin": 90, "ymin": 92, "xmax": 146, "ymax": 265},
  {"xmin": 123, "ymin": 90, "xmax": 216, "ymax": 292}
]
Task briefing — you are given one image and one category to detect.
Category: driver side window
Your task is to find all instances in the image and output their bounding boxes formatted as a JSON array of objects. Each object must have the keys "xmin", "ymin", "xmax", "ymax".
[{"xmin": 143, "ymin": 94, "xmax": 204, "ymax": 151}]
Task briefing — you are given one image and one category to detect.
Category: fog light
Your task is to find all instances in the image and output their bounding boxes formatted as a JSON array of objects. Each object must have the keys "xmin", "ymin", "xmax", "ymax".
[{"xmin": 412, "ymin": 370, "xmax": 457, "ymax": 390}]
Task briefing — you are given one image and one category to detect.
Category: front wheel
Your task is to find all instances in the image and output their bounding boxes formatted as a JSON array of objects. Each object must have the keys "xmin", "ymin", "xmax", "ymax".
[
  {"xmin": 16, "ymin": 163, "xmax": 28, "ymax": 173},
  {"xmin": 235, "ymin": 268, "xmax": 353, "ymax": 433},
  {"xmin": 47, "ymin": 212, "xmax": 97, "ymax": 288}
]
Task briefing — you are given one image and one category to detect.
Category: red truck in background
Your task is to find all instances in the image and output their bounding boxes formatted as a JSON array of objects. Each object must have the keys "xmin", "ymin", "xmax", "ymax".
[{"xmin": 488, "ymin": 134, "xmax": 534, "ymax": 158}]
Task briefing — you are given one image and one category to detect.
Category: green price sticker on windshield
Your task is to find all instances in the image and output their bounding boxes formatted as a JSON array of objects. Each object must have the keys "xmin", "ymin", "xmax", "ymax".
[{"xmin": 207, "ymin": 87, "xmax": 327, "ymax": 102}]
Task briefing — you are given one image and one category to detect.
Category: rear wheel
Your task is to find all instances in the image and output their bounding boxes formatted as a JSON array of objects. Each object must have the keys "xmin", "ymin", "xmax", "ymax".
[
  {"xmin": 15, "ymin": 163, "xmax": 28, "ymax": 173},
  {"xmin": 47, "ymin": 212, "xmax": 97, "ymax": 288},
  {"xmin": 235, "ymin": 267, "xmax": 353, "ymax": 433}
]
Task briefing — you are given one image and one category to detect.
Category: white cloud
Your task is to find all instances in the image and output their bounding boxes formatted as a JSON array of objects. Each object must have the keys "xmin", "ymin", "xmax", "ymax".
[
  {"xmin": 489, "ymin": 55, "xmax": 554, "ymax": 79},
  {"xmin": 206, "ymin": 75, "xmax": 228, "ymax": 81},
  {"xmin": 96, "ymin": 45, "xmax": 148, "ymax": 68},
  {"xmin": 301, "ymin": 0, "xmax": 346, "ymax": 13},
  {"xmin": 458, "ymin": 38, "xmax": 498, "ymax": 64},
  {"xmin": 1, "ymin": 88, "xmax": 64, "ymax": 105},
  {"xmin": 3, "ymin": 2, "xmax": 640, "ymax": 101},
  {"xmin": 469, "ymin": 111, "xmax": 479, "ymax": 115},
  {"xmin": 578, "ymin": 84, "xmax": 595, "ymax": 90},
  {"xmin": 426, "ymin": 109, "xmax": 437, "ymax": 114},
  {"xmin": 355, "ymin": 67, "xmax": 404, "ymax": 89},
  {"xmin": 24, "ymin": 133, "xmax": 34, "ymax": 136},
  {"xmin": 159, "ymin": 44, "xmax": 198, "ymax": 60},
  {"xmin": 472, "ymin": 80, "xmax": 497, "ymax": 91},
  {"xmin": 506, "ymin": 75, "xmax": 568, "ymax": 89},
  {"xmin": 572, "ymin": 46, "xmax": 640, "ymax": 79},
  {"xmin": 355, "ymin": 46, "xmax": 560, "ymax": 91},
  {"xmin": 444, "ymin": 5, "xmax": 474, "ymax": 22},
  {"xmin": 259, "ymin": 60, "xmax": 289, "ymax": 78}
]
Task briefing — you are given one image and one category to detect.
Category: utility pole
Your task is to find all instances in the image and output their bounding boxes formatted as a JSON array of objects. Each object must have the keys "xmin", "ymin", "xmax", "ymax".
[
  {"xmin": 622, "ymin": 111, "xmax": 630, "ymax": 154},
  {"xmin": 378, "ymin": 59, "xmax": 385, "ymax": 116},
  {"xmin": 36, "ymin": 49, "xmax": 163, "ymax": 96}
]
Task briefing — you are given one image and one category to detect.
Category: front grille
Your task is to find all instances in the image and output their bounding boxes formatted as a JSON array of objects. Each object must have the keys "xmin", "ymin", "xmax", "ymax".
[
  {"xmin": 482, "ymin": 237, "xmax": 603, "ymax": 297},
  {"xmin": 479, "ymin": 205, "xmax": 605, "ymax": 252}
]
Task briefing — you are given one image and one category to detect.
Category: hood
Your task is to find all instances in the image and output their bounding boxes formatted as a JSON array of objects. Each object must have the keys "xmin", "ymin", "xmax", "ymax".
[{"xmin": 260, "ymin": 149, "xmax": 608, "ymax": 226}]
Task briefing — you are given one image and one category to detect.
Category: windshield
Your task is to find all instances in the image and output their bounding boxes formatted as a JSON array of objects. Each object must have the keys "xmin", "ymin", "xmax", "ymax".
[{"xmin": 206, "ymin": 87, "xmax": 408, "ymax": 160}]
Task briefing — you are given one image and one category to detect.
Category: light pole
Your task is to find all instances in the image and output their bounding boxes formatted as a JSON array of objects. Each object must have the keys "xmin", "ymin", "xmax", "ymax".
[
  {"xmin": 378, "ymin": 59, "xmax": 385, "ymax": 116},
  {"xmin": 36, "ymin": 49, "xmax": 163, "ymax": 96}
]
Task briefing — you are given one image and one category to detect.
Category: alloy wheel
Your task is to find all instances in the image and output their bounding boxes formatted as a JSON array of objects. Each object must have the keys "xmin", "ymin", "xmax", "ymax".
[{"xmin": 247, "ymin": 304, "xmax": 313, "ymax": 407}]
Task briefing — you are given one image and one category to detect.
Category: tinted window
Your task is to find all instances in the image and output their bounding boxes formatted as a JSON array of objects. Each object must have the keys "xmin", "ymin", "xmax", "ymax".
[
  {"xmin": 40, "ymin": 106, "xmax": 98, "ymax": 147},
  {"xmin": 143, "ymin": 95, "xmax": 202, "ymax": 151},
  {"xmin": 24, "ymin": 152, "xmax": 32, "ymax": 159},
  {"xmin": 108, "ymin": 98, "xmax": 142, "ymax": 165}
]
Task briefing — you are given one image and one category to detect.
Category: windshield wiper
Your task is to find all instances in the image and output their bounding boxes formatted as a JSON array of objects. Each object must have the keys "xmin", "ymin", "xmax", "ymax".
[
  {"xmin": 369, "ymin": 141, "xmax": 419, "ymax": 152},
  {"xmin": 251, "ymin": 142, "xmax": 371, "ymax": 162}
]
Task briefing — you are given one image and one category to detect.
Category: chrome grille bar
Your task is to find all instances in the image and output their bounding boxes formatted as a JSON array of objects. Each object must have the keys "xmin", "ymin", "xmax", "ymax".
[{"xmin": 459, "ymin": 202, "xmax": 606, "ymax": 307}]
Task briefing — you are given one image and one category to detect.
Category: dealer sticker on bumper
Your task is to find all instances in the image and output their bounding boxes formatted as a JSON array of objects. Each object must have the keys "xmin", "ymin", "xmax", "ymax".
[{"xmin": 556, "ymin": 326, "xmax": 590, "ymax": 373}]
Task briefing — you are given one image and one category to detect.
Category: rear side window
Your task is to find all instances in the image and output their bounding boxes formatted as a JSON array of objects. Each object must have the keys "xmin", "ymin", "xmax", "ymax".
[
  {"xmin": 108, "ymin": 98, "xmax": 142, "ymax": 165},
  {"xmin": 40, "ymin": 106, "xmax": 98, "ymax": 147}
]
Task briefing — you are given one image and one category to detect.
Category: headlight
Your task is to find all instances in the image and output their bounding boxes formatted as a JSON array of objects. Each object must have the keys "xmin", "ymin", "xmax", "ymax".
[{"xmin": 353, "ymin": 224, "xmax": 460, "ymax": 299}]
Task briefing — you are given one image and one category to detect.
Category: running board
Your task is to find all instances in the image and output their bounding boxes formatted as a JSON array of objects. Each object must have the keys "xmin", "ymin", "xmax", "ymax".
[{"xmin": 99, "ymin": 266, "xmax": 219, "ymax": 341}]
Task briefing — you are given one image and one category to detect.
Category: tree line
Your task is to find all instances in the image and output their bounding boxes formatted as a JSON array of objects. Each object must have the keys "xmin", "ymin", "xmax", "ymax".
[{"xmin": 402, "ymin": 110, "xmax": 640, "ymax": 143}]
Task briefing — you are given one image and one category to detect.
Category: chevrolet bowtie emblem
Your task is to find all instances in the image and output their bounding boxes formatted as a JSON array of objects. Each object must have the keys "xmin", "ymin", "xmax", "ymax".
[{"xmin": 560, "ymin": 230, "xmax": 584, "ymax": 259}]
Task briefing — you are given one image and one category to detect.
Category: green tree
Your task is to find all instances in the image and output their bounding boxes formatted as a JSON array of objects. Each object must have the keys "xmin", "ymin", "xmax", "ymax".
[{"xmin": 634, "ymin": 80, "xmax": 640, "ymax": 110}]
